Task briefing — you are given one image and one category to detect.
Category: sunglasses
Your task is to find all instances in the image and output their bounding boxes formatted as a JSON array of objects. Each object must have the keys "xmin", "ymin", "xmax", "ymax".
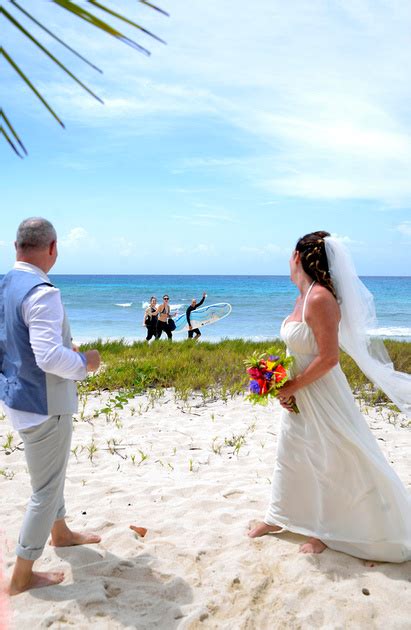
[{"xmin": 163, "ymin": 297, "xmax": 169, "ymax": 300}]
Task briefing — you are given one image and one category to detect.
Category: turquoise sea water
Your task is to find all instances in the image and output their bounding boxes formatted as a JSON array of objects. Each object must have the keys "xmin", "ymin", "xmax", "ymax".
[{"xmin": 44, "ymin": 275, "xmax": 411, "ymax": 343}]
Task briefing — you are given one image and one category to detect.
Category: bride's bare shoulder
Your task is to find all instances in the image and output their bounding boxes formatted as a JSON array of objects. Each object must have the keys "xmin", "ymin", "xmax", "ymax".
[
  {"xmin": 311, "ymin": 283, "xmax": 334, "ymax": 299},
  {"xmin": 308, "ymin": 285, "xmax": 340, "ymax": 318}
]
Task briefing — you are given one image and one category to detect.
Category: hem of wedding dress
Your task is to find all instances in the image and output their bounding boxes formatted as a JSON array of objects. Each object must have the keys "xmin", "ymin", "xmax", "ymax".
[
  {"xmin": 264, "ymin": 516, "xmax": 411, "ymax": 563},
  {"xmin": 263, "ymin": 518, "xmax": 317, "ymax": 541},
  {"xmin": 262, "ymin": 522, "xmax": 287, "ymax": 534}
]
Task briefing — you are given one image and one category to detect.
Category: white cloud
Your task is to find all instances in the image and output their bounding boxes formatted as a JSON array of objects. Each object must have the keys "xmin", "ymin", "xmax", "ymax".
[
  {"xmin": 114, "ymin": 237, "xmax": 135, "ymax": 257},
  {"xmin": 171, "ymin": 212, "xmax": 235, "ymax": 226},
  {"xmin": 60, "ymin": 227, "xmax": 88, "ymax": 249},
  {"xmin": 330, "ymin": 234, "xmax": 358, "ymax": 245},
  {"xmin": 192, "ymin": 243, "xmax": 215, "ymax": 255},
  {"xmin": 172, "ymin": 243, "xmax": 216, "ymax": 256},
  {"xmin": 240, "ymin": 243, "xmax": 287, "ymax": 256},
  {"xmin": 171, "ymin": 187, "xmax": 217, "ymax": 194},
  {"xmin": 396, "ymin": 222, "xmax": 411, "ymax": 237},
  {"xmin": 261, "ymin": 170, "xmax": 411, "ymax": 204},
  {"xmin": 5, "ymin": 0, "xmax": 411, "ymax": 206},
  {"xmin": 35, "ymin": 79, "xmax": 224, "ymax": 125},
  {"xmin": 255, "ymin": 111, "xmax": 410, "ymax": 160},
  {"xmin": 178, "ymin": 157, "xmax": 250, "ymax": 170},
  {"xmin": 196, "ymin": 213, "xmax": 234, "ymax": 222}
]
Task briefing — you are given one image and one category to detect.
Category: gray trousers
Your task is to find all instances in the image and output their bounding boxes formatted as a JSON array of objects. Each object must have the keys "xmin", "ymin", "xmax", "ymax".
[{"xmin": 17, "ymin": 414, "xmax": 73, "ymax": 561}]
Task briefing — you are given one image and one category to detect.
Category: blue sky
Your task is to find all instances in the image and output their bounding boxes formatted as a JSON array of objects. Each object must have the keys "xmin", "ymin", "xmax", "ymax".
[{"xmin": 1, "ymin": 0, "xmax": 411, "ymax": 275}]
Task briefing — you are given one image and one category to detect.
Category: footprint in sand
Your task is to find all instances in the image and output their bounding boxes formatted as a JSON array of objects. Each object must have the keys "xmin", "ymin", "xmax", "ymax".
[{"xmin": 104, "ymin": 582, "xmax": 122, "ymax": 598}]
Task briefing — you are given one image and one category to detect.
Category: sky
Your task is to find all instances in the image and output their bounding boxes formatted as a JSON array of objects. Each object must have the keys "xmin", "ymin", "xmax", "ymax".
[{"xmin": 1, "ymin": 0, "xmax": 411, "ymax": 275}]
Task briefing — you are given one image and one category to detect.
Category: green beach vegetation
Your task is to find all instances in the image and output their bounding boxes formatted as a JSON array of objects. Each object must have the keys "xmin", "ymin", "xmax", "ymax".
[{"xmin": 79, "ymin": 338, "xmax": 411, "ymax": 410}]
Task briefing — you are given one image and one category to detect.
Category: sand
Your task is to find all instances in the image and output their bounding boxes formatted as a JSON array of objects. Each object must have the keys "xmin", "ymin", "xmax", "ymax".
[{"xmin": 0, "ymin": 391, "xmax": 410, "ymax": 629}]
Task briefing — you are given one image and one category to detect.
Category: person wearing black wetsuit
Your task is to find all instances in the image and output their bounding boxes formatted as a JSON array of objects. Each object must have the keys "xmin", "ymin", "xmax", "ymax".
[
  {"xmin": 143, "ymin": 296, "xmax": 158, "ymax": 341},
  {"xmin": 186, "ymin": 292, "xmax": 206, "ymax": 339}
]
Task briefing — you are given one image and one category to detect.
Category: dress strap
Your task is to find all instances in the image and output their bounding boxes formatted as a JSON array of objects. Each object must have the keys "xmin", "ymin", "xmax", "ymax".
[{"xmin": 302, "ymin": 281, "xmax": 316, "ymax": 323}]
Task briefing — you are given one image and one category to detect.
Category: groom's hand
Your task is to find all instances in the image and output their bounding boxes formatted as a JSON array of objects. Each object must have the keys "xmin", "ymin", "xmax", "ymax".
[{"xmin": 84, "ymin": 349, "xmax": 101, "ymax": 372}]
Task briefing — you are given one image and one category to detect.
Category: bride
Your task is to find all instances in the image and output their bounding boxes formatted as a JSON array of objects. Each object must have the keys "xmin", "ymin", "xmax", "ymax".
[{"xmin": 249, "ymin": 231, "xmax": 411, "ymax": 563}]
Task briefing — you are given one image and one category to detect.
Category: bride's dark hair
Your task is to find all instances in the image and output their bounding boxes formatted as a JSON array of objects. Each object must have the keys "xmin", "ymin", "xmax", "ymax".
[{"xmin": 295, "ymin": 231, "xmax": 336, "ymax": 298}]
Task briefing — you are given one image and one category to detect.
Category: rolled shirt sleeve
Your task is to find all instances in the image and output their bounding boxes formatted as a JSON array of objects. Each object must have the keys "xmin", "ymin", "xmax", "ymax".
[{"xmin": 22, "ymin": 285, "xmax": 87, "ymax": 381}]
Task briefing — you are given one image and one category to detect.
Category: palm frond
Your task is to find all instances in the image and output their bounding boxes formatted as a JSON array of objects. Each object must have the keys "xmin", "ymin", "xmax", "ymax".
[
  {"xmin": 1, "ymin": 125, "xmax": 24, "ymax": 158},
  {"xmin": 1, "ymin": 0, "xmax": 168, "ymax": 158},
  {"xmin": 88, "ymin": 1, "xmax": 166, "ymax": 44},
  {"xmin": 52, "ymin": 0, "xmax": 151, "ymax": 55},
  {"xmin": 1, "ymin": 48, "xmax": 65, "ymax": 127},
  {"xmin": 0, "ymin": 108, "xmax": 28, "ymax": 156},
  {"xmin": 139, "ymin": 0, "xmax": 170, "ymax": 17},
  {"xmin": 3, "ymin": 7, "xmax": 104, "ymax": 104},
  {"xmin": 10, "ymin": 0, "xmax": 103, "ymax": 73}
]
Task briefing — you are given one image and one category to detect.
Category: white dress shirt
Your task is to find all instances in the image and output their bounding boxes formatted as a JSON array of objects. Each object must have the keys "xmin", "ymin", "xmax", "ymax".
[{"xmin": 1, "ymin": 262, "xmax": 87, "ymax": 431}]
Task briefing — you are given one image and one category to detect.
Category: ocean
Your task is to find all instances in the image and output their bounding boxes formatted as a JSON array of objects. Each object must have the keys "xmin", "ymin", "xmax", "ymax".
[{"xmin": 43, "ymin": 275, "xmax": 411, "ymax": 343}]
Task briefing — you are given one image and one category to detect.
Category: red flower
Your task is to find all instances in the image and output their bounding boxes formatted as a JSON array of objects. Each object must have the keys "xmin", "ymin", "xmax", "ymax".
[
  {"xmin": 257, "ymin": 378, "xmax": 267, "ymax": 394},
  {"xmin": 247, "ymin": 367, "xmax": 262, "ymax": 378},
  {"xmin": 274, "ymin": 364, "xmax": 287, "ymax": 383}
]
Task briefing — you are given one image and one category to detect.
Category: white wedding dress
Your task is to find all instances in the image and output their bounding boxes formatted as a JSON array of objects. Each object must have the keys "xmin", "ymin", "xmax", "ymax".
[{"xmin": 264, "ymin": 287, "xmax": 411, "ymax": 563}]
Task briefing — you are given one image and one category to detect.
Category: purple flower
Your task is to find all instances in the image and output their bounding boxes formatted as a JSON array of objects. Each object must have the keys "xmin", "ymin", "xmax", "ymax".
[
  {"xmin": 268, "ymin": 355, "xmax": 279, "ymax": 362},
  {"xmin": 249, "ymin": 380, "xmax": 261, "ymax": 394},
  {"xmin": 264, "ymin": 371, "xmax": 273, "ymax": 381}
]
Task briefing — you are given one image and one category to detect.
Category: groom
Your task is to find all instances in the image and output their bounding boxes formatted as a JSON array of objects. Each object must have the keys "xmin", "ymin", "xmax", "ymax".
[{"xmin": 0, "ymin": 217, "xmax": 101, "ymax": 595}]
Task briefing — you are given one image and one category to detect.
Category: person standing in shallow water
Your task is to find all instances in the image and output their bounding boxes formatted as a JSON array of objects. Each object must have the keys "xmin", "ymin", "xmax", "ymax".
[
  {"xmin": 0, "ymin": 217, "xmax": 102, "ymax": 596},
  {"xmin": 143, "ymin": 296, "xmax": 158, "ymax": 341},
  {"xmin": 186, "ymin": 292, "xmax": 207, "ymax": 339},
  {"xmin": 248, "ymin": 231, "xmax": 411, "ymax": 563}
]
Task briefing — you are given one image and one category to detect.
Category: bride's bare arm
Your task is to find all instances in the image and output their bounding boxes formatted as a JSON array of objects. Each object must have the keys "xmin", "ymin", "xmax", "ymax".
[{"xmin": 279, "ymin": 288, "xmax": 340, "ymax": 399}]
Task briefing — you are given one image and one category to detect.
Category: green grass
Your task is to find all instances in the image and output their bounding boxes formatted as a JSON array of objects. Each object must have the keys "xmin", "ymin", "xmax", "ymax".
[{"xmin": 79, "ymin": 338, "xmax": 411, "ymax": 406}]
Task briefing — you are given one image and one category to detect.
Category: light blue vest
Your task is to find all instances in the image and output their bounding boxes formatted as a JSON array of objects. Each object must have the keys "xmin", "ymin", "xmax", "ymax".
[{"xmin": 0, "ymin": 269, "xmax": 79, "ymax": 415}]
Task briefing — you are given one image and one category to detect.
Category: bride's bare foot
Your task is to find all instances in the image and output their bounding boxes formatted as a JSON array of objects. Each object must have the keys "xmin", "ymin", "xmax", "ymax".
[
  {"xmin": 299, "ymin": 537, "xmax": 327, "ymax": 554},
  {"xmin": 248, "ymin": 522, "xmax": 284, "ymax": 538},
  {"xmin": 8, "ymin": 570, "xmax": 65, "ymax": 596}
]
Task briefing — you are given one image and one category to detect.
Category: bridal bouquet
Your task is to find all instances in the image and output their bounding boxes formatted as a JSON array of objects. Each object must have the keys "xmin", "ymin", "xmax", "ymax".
[{"xmin": 244, "ymin": 350, "xmax": 299, "ymax": 412}]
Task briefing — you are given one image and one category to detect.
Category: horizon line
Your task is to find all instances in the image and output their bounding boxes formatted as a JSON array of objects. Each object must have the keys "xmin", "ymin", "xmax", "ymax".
[
  {"xmin": 45, "ymin": 273, "xmax": 411, "ymax": 279},
  {"xmin": 1, "ymin": 272, "xmax": 410, "ymax": 278}
]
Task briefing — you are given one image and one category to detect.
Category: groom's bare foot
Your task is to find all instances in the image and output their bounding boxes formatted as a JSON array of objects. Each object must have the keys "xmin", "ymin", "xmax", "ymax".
[
  {"xmin": 50, "ymin": 530, "xmax": 101, "ymax": 547},
  {"xmin": 248, "ymin": 522, "xmax": 283, "ymax": 538},
  {"xmin": 299, "ymin": 537, "xmax": 327, "ymax": 554},
  {"xmin": 8, "ymin": 570, "xmax": 65, "ymax": 596},
  {"xmin": 50, "ymin": 518, "xmax": 101, "ymax": 547}
]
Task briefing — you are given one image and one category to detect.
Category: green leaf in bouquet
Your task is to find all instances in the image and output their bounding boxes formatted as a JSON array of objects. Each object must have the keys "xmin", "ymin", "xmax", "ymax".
[
  {"xmin": 243, "ymin": 350, "xmax": 267, "ymax": 369},
  {"xmin": 245, "ymin": 392, "xmax": 270, "ymax": 406}
]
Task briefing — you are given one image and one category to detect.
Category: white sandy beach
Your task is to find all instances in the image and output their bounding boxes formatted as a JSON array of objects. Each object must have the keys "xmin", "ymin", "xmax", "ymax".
[{"xmin": 1, "ymin": 391, "xmax": 410, "ymax": 629}]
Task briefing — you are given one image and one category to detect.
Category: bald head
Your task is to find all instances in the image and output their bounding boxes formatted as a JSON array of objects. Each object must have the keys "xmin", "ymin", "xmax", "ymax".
[{"xmin": 15, "ymin": 217, "xmax": 58, "ymax": 273}]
